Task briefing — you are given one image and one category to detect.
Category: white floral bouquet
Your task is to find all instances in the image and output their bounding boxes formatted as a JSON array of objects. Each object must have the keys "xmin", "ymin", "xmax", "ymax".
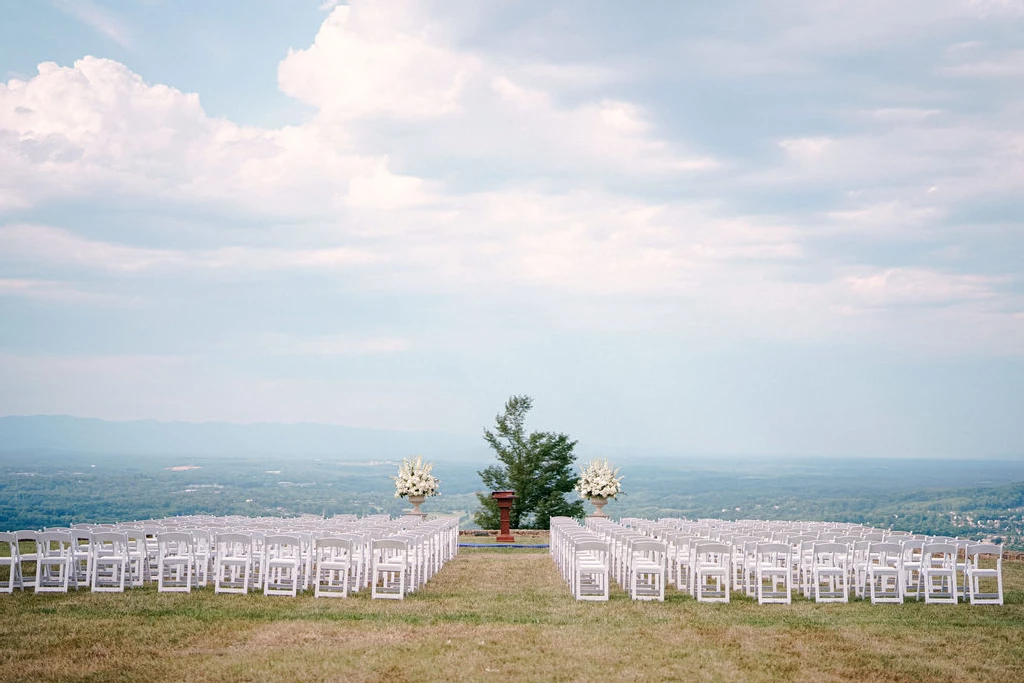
[
  {"xmin": 575, "ymin": 458, "xmax": 624, "ymax": 499},
  {"xmin": 393, "ymin": 455, "xmax": 440, "ymax": 498}
]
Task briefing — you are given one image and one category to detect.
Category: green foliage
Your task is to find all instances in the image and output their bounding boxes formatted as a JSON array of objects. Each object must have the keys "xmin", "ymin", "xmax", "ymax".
[{"xmin": 473, "ymin": 395, "xmax": 585, "ymax": 529}]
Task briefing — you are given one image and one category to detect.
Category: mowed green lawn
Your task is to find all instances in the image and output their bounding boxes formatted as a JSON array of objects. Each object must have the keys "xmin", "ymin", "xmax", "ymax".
[{"xmin": 2, "ymin": 549, "xmax": 1022, "ymax": 682}]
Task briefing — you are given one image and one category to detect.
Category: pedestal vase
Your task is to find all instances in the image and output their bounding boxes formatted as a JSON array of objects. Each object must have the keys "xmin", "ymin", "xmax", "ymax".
[
  {"xmin": 407, "ymin": 494, "xmax": 426, "ymax": 516},
  {"xmin": 588, "ymin": 496, "xmax": 609, "ymax": 518}
]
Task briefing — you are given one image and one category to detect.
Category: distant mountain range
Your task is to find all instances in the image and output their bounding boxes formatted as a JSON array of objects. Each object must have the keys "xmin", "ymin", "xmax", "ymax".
[{"xmin": 0, "ymin": 415, "xmax": 487, "ymax": 461}]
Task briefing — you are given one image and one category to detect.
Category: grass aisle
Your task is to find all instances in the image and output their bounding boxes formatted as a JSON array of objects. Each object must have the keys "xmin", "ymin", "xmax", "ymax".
[{"xmin": 1, "ymin": 549, "xmax": 1022, "ymax": 682}]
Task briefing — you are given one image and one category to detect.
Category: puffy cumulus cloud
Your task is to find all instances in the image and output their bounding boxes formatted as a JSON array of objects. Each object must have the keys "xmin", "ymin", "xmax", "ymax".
[
  {"xmin": 278, "ymin": 1, "xmax": 715, "ymax": 178},
  {"xmin": 0, "ymin": 57, "xmax": 424, "ymax": 215},
  {"xmin": 1, "ymin": 1, "xmax": 715, "ymax": 221},
  {"xmin": 279, "ymin": 1, "xmax": 480, "ymax": 121}
]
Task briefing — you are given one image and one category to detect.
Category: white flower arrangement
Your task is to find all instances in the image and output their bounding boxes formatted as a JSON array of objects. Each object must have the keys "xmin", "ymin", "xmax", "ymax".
[
  {"xmin": 575, "ymin": 458, "xmax": 624, "ymax": 499},
  {"xmin": 393, "ymin": 455, "xmax": 441, "ymax": 498}
]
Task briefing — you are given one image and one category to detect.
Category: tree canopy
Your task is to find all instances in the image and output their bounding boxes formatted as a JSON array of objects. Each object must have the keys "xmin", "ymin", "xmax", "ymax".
[{"xmin": 473, "ymin": 394, "xmax": 585, "ymax": 529}]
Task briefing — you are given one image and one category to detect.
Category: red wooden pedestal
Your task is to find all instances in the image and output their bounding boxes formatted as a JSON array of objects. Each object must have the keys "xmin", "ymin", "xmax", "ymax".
[{"xmin": 491, "ymin": 490, "xmax": 516, "ymax": 542}]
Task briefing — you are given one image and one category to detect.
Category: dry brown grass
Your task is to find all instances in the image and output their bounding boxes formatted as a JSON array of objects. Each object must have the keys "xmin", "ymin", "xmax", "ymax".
[{"xmin": 1, "ymin": 549, "xmax": 1022, "ymax": 682}]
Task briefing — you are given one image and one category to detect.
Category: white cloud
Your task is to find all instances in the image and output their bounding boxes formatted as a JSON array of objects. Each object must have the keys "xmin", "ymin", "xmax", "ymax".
[
  {"xmin": 488, "ymin": 77, "xmax": 720, "ymax": 173},
  {"xmin": 0, "ymin": 57, "xmax": 430, "ymax": 216},
  {"xmin": 277, "ymin": 1, "xmax": 715, "ymax": 178},
  {"xmin": 278, "ymin": 1, "xmax": 480, "ymax": 121}
]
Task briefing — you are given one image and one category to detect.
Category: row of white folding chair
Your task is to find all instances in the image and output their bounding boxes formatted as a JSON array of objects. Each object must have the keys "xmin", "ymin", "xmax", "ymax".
[
  {"xmin": 585, "ymin": 518, "xmax": 671, "ymax": 601},
  {"xmin": 1, "ymin": 514, "xmax": 409, "ymax": 593},
  {"xmin": 206, "ymin": 519, "xmax": 415, "ymax": 595},
  {"xmin": 369, "ymin": 519, "xmax": 460, "ymax": 600},
  {"xmin": 645, "ymin": 528, "xmax": 727, "ymax": 602},
  {"xmin": 583, "ymin": 520, "xmax": 639, "ymax": 591},
  {"xmin": 0, "ymin": 529, "xmax": 145, "ymax": 593},
  {"xmin": 371, "ymin": 529, "xmax": 435, "ymax": 599},
  {"xmin": 762, "ymin": 535, "xmax": 1000, "ymax": 606},
  {"xmin": 1, "ymin": 530, "xmax": 75, "ymax": 591},
  {"xmin": 550, "ymin": 519, "xmax": 594, "ymax": 597},
  {"xmin": 550, "ymin": 518, "xmax": 611, "ymax": 601},
  {"xmin": 548, "ymin": 517, "xmax": 581, "ymax": 589},
  {"xmin": 887, "ymin": 538, "xmax": 960, "ymax": 603},
  {"xmin": 0, "ymin": 531, "xmax": 76, "ymax": 593},
  {"xmin": 635, "ymin": 519, "xmax": 929, "ymax": 603},
  {"xmin": 596, "ymin": 517, "xmax": 1006, "ymax": 606},
  {"xmin": 214, "ymin": 528, "xmax": 365, "ymax": 596}
]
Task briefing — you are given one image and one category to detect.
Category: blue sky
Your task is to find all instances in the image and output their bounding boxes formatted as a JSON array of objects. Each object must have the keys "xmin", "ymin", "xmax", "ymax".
[{"xmin": 1, "ymin": 0, "xmax": 1022, "ymax": 459}]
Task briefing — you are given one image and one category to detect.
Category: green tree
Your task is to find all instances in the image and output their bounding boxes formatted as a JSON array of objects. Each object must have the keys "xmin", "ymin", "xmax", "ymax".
[{"xmin": 473, "ymin": 394, "xmax": 585, "ymax": 529}]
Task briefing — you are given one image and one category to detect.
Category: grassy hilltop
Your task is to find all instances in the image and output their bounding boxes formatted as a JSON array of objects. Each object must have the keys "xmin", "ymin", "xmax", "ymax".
[{"xmin": 2, "ymin": 546, "xmax": 1022, "ymax": 682}]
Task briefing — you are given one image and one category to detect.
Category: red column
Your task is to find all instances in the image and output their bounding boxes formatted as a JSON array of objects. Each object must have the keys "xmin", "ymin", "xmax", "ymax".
[{"xmin": 491, "ymin": 490, "xmax": 516, "ymax": 542}]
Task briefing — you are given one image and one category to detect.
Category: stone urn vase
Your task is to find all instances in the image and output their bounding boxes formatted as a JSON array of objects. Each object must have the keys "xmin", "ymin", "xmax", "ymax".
[
  {"xmin": 587, "ymin": 496, "xmax": 609, "ymax": 518},
  {"xmin": 407, "ymin": 494, "xmax": 426, "ymax": 516}
]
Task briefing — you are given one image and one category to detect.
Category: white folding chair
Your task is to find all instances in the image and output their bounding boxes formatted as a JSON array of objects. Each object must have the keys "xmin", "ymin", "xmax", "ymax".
[
  {"xmin": 629, "ymin": 539, "xmax": 667, "ymax": 601},
  {"xmin": 921, "ymin": 542, "xmax": 958, "ymax": 604},
  {"xmin": 900, "ymin": 540, "xmax": 924, "ymax": 601},
  {"xmin": 574, "ymin": 539, "xmax": 610, "ymax": 601},
  {"xmin": 866, "ymin": 542, "xmax": 903, "ymax": 604},
  {"xmin": 214, "ymin": 533, "xmax": 253, "ymax": 594},
  {"xmin": 13, "ymin": 530, "xmax": 38, "ymax": 591},
  {"xmin": 693, "ymin": 542, "xmax": 731, "ymax": 603},
  {"xmin": 91, "ymin": 532, "xmax": 129, "ymax": 592},
  {"xmin": 371, "ymin": 538, "xmax": 408, "ymax": 600},
  {"xmin": 264, "ymin": 534, "xmax": 303, "ymax": 597},
  {"xmin": 157, "ymin": 532, "xmax": 194, "ymax": 593},
  {"xmin": 754, "ymin": 542, "xmax": 792, "ymax": 604},
  {"xmin": 964, "ymin": 543, "xmax": 1003, "ymax": 606},
  {"xmin": 34, "ymin": 531, "xmax": 72, "ymax": 593},
  {"xmin": 810, "ymin": 542, "xmax": 850, "ymax": 603},
  {"xmin": 313, "ymin": 537, "xmax": 354, "ymax": 599}
]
